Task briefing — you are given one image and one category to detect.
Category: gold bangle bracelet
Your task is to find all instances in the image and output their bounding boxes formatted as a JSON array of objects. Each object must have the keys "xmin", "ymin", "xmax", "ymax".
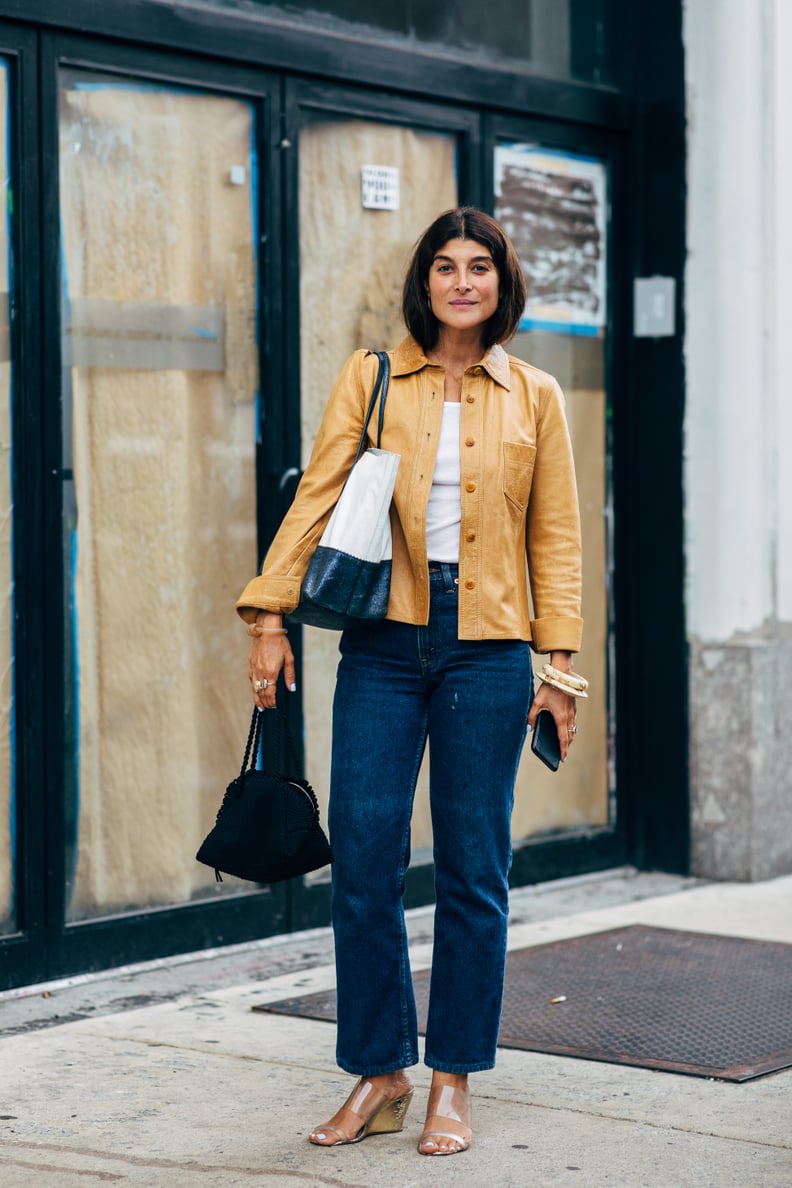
[{"xmin": 247, "ymin": 624, "xmax": 288, "ymax": 637}]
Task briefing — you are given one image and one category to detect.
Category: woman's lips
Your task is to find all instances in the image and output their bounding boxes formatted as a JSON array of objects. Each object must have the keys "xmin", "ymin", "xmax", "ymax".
[{"xmin": 450, "ymin": 299, "xmax": 475, "ymax": 307}]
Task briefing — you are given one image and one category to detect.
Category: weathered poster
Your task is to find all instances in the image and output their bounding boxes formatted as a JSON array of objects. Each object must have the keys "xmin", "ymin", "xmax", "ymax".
[{"xmin": 495, "ymin": 144, "xmax": 607, "ymax": 336}]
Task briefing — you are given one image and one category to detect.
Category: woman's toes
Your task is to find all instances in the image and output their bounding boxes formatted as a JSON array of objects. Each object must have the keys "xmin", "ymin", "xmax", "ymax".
[{"xmin": 309, "ymin": 1128, "xmax": 340, "ymax": 1146}]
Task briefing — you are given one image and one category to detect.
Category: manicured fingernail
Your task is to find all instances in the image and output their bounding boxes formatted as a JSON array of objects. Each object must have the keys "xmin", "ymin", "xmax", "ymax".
[{"xmin": 289, "ymin": 683, "xmax": 297, "ymax": 692}]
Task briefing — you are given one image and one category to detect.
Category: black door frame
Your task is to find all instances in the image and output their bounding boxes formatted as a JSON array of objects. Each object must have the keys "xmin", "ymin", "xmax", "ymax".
[
  {"xmin": 277, "ymin": 78, "xmax": 487, "ymax": 928},
  {"xmin": 29, "ymin": 31, "xmax": 290, "ymax": 986},
  {"xmin": 0, "ymin": 24, "xmax": 49, "ymax": 989}
]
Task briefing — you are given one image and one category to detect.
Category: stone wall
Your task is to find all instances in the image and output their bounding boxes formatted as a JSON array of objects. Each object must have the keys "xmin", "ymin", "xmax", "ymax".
[
  {"xmin": 689, "ymin": 640, "xmax": 792, "ymax": 880},
  {"xmin": 685, "ymin": 0, "xmax": 792, "ymax": 878}
]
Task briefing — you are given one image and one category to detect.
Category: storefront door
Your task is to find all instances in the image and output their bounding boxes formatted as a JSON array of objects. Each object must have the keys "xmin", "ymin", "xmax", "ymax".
[{"xmin": 1, "ymin": 36, "xmax": 292, "ymax": 989}]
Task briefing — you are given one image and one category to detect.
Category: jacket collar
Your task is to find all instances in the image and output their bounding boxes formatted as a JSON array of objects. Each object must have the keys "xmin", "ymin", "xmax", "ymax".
[{"xmin": 390, "ymin": 335, "xmax": 511, "ymax": 390}]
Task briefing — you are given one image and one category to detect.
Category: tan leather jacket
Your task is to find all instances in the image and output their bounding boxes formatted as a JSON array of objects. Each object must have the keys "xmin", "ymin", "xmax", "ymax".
[{"xmin": 237, "ymin": 335, "xmax": 582, "ymax": 650}]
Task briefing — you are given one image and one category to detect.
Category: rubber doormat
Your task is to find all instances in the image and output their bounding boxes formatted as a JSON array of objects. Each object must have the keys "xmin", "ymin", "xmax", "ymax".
[{"xmin": 255, "ymin": 925, "xmax": 792, "ymax": 1081}]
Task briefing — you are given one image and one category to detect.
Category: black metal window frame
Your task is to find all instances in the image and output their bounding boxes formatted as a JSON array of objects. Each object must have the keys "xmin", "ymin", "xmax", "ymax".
[
  {"xmin": 0, "ymin": 2, "xmax": 688, "ymax": 990},
  {"xmin": 0, "ymin": 0, "xmax": 634, "ymax": 129}
]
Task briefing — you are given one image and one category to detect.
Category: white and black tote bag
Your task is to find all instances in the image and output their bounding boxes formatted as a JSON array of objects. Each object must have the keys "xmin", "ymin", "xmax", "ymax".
[{"xmin": 289, "ymin": 352, "xmax": 400, "ymax": 630}]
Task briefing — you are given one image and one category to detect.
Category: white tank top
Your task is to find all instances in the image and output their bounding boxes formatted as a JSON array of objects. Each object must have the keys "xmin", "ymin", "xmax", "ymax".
[{"xmin": 425, "ymin": 403, "xmax": 461, "ymax": 562}]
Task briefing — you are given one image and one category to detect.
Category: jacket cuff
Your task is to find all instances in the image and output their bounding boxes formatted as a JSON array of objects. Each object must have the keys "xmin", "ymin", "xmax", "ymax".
[
  {"xmin": 530, "ymin": 616, "xmax": 583, "ymax": 654},
  {"xmin": 236, "ymin": 575, "xmax": 302, "ymax": 621}
]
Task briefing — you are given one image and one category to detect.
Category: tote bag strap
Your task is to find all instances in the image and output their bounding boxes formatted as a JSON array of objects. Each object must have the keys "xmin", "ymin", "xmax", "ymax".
[
  {"xmin": 374, "ymin": 351, "xmax": 390, "ymax": 449},
  {"xmin": 352, "ymin": 351, "xmax": 391, "ymax": 467}
]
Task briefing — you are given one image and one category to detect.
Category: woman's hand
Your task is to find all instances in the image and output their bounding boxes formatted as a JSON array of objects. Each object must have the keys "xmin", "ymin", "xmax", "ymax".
[
  {"xmin": 527, "ymin": 650, "xmax": 578, "ymax": 762},
  {"xmin": 247, "ymin": 613, "xmax": 296, "ymax": 710}
]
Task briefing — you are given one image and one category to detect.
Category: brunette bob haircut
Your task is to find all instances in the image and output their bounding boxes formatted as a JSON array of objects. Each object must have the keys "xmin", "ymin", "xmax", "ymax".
[{"xmin": 402, "ymin": 207, "xmax": 527, "ymax": 353}]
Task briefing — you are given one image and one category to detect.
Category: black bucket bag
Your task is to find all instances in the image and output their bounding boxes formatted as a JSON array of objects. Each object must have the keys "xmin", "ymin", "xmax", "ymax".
[{"xmin": 196, "ymin": 704, "xmax": 332, "ymax": 884}]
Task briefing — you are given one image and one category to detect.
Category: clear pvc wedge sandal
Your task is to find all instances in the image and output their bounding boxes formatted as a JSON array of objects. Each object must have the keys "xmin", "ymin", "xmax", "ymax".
[
  {"xmin": 308, "ymin": 1077, "xmax": 414, "ymax": 1147},
  {"xmin": 418, "ymin": 1081, "xmax": 473, "ymax": 1156}
]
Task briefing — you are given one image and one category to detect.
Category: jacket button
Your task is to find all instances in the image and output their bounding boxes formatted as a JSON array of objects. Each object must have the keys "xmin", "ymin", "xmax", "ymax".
[
  {"xmin": 465, "ymin": 579, "xmax": 476, "ymax": 590},
  {"xmin": 466, "ymin": 531, "xmax": 476, "ymax": 542},
  {"xmin": 465, "ymin": 481, "xmax": 476, "ymax": 493},
  {"xmin": 465, "ymin": 437, "xmax": 475, "ymax": 447},
  {"xmin": 466, "ymin": 395, "xmax": 474, "ymax": 403}
]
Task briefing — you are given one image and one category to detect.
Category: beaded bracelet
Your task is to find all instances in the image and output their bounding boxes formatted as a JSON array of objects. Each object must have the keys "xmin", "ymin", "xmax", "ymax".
[
  {"xmin": 247, "ymin": 624, "xmax": 288, "ymax": 637},
  {"xmin": 539, "ymin": 663, "xmax": 589, "ymax": 699}
]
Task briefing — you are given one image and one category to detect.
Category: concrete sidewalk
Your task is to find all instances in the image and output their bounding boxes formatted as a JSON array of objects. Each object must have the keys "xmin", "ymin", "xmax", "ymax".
[{"xmin": 1, "ymin": 869, "xmax": 790, "ymax": 1187}]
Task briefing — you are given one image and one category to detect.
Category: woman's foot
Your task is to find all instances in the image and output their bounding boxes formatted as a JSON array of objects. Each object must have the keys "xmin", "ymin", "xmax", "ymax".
[
  {"xmin": 418, "ymin": 1072, "xmax": 472, "ymax": 1155},
  {"xmin": 309, "ymin": 1071, "xmax": 414, "ymax": 1147}
]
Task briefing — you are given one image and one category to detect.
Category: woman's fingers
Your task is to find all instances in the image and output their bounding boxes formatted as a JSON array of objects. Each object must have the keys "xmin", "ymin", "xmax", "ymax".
[
  {"xmin": 248, "ymin": 635, "xmax": 296, "ymax": 708},
  {"xmin": 250, "ymin": 678, "xmax": 277, "ymax": 711},
  {"xmin": 282, "ymin": 650, "xmax": 297, "ymax": 693},
  {"xmin": 529, "ymin": 683, "xmax": 577, "ymax": 761},
  {"xmin": 555, "ymin": 708, "xmax": 570, "ymax": 762}
]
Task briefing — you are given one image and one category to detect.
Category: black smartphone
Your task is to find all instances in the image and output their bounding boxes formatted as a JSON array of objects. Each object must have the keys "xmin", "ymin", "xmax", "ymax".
[{"xmin": 530, "ymin": 710, "xmax": 561, "ymax": 772}]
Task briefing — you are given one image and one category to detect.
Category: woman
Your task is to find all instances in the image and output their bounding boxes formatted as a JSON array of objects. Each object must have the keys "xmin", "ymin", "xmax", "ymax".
[{"xmin": 236, "ymin": 207, "xmax": 585, "ymax": 1156}]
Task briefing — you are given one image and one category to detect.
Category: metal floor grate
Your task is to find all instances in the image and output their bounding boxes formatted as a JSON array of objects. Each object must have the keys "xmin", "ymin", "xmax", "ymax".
[{"xmin": 256, "ymin": 925, "xmax": 792, "ymax": 1081}]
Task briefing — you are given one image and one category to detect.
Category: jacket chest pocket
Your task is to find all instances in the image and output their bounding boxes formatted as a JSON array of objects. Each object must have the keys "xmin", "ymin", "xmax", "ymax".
[{"xmin": 502, "ymin": 441, "xmax": 537, "ymax": 511}]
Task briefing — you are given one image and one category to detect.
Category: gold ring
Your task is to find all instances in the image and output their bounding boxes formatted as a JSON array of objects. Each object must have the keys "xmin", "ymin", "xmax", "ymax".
[{"xmin": 252, "ymin": 679, "xmax": 268, "ymax": 692}]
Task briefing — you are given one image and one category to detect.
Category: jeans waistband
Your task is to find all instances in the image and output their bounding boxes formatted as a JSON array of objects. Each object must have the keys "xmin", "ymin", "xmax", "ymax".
[{"xmin": 427, "ymin": 561, "xmax": 459, "ymax": 584}]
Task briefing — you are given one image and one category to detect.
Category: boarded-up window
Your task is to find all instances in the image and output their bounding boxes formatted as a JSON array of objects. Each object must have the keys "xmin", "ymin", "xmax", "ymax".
[{"xmin": 59, "ymin": 74, "xmax": 261, "ymax": 918}]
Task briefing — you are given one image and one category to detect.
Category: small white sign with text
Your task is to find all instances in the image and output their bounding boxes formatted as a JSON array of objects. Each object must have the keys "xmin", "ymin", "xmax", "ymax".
[{"xmin": 361, "ymin": 165, "xmax": 400, "ymax": 210}]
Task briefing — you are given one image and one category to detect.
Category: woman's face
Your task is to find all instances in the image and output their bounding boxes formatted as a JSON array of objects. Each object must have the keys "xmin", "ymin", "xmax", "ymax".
[{"xmin": 427, "ymin": 238, "xmax": 500, "ymax": 336}]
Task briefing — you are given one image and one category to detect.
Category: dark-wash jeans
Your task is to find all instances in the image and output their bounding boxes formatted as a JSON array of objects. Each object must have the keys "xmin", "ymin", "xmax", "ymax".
[{"xmin": 328, "ymin": 562, "xmax": 535, "ymax": 1076}]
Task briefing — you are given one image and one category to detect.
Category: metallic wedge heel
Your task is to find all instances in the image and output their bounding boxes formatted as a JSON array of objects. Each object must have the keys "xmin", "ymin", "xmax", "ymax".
[{"xmin": 309, "ymin": 1078, "xmax": 414, "ymax": 1146}]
